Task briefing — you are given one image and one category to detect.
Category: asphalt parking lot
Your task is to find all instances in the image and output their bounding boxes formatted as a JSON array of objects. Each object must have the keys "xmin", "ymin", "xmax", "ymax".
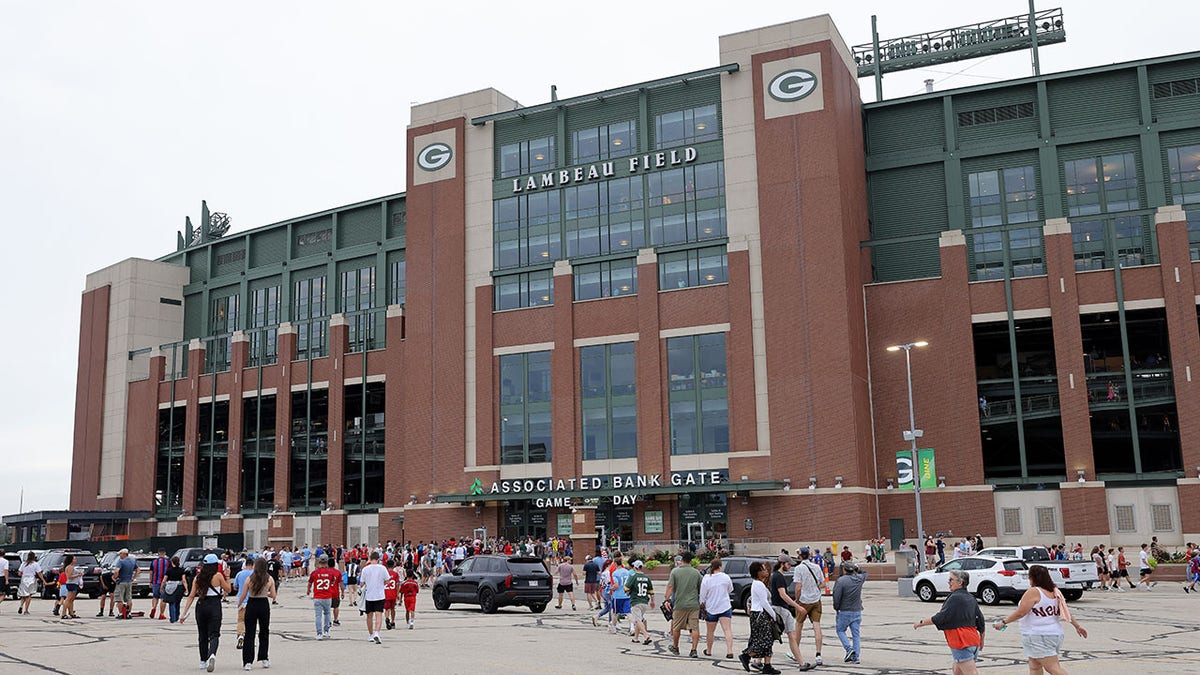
[{"xmin": 1, "ymin": 581, "xmax": 1199, "ymax": 674}]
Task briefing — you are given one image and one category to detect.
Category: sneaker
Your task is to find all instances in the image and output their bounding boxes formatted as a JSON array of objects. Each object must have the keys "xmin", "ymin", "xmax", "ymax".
[
  {"xmin": 200, "ymin": 663, "xmax": 208, "ymax": 670},
  {"xmin": 844, "ymin": 651, "xmax": 854, "ymax": 663},
  {"xmin": 690, "ymin": 649, "xmax": 698, "ymax": 658},
  {"xmin": 591, "ymin": 616, "xmax": 597, "ymax": 627},
  {"xmin": 316, "ymin": 634, "xmax": 325, "ymax": 641},
  {"xmin": 17, "ymin": 607, "xmax": 22, "ymax": 615},
  {"xmin": 815, "ymin": 654, "xmax": 824, "ymax": 666},
  {"xmin": 1151, "ymin": 582, "xmax": 1158, "ymax": 588},
  {"xmin": 238, "ymin": 635, "xmax": 245, "ymax": 650},
  {"xmin": 668, "ymin": 645, "xmax": 680, "ymax": 656},
  {"xmin": 206, "ymin": 655, "xmax": 216, "ymax": 673},
  {"xmin": 572, "ymin": 604, "xmax": 577, "ymax": 611},
  {"xmin": 332, "ymin": 620, "xmax": 340, "ymax": 626},
  {"xmin": 408, "ymin": 621, "xmax": 414, "ymax": 630},
  {"xmin": 739, "ymin": 653, "xmax": 752, "ymax": 672},
  {"xmin": 797, "ymin": 665, "xmax": 815, "ymax": 672},
  {"xmin": 761, "ymin": 667, "xmax": 782, "ymax": 675},
  {"xmin": 1185, "ymin": 586, "xmax": 1191, "ymax": 594},
  {"xmin": 372, "ymin": 635, "xmax": 382, "ymax": 644},
  {"xmin": 95, "ymin": 611, "xmax": 104, "ymax": 617},
  {"xmin": 243, "ymin": 665, "xmax": 252, "ymax": 672},
  {"xmin": 260, "ymin": 661, "xmax": 270, "ymax": 670}
]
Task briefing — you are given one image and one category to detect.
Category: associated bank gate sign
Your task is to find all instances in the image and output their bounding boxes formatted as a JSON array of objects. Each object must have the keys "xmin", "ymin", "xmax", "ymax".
[{"xmin": 472, "ymin": 470, "xmax": 727, "ymax": 498}]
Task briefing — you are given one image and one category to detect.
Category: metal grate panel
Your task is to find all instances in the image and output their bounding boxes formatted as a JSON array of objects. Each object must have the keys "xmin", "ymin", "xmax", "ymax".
[
  {"xmin": 1002, "ymin": 507, "xmax": 1022, "ymax": 535},
  {"xmin": 1036, "ymin": 507, "xmax": 1057, "ymax": 534},
  {"xmin": 1114, "ymin": 504, "xmax": 1136, "ymax": 532},
  {"xmin": 1151, "ymin": 504, "xmax": 1173, "ymax": 532}
]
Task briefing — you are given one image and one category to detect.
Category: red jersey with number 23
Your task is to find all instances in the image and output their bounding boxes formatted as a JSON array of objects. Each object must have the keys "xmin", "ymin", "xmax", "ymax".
[
  {"xmin": 310, "ymin": 567, "xmax": 342, "ymax": 600},
  {"xmin": 384, "ymin": 570, "xmax": 400, "ymax": 601}
]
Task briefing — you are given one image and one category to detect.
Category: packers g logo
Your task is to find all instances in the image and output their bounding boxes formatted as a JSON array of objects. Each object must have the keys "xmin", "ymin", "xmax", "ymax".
[
  {"xmin": 417, "ymin": 142, "xmax": 453, "ymax": 171},
  {"xmin": 768, "ymin": 69, "xmax": 818, "ymax": 102}
]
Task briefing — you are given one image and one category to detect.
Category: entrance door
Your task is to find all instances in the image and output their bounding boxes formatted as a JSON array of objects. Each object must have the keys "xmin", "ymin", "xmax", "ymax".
[
  {"xmin": 594, "ymin": 526, "xmax": 605, "ymax": 556},
  {"xmin": 686, "ymin": 522, "xmax": 705, "ymax": 549},
  {"xmin": 889, "ymin": 518, "xmax": 905, "ymax": 551}
]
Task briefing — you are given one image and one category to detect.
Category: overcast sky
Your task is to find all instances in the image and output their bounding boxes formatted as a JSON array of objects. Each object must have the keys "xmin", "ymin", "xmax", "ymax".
[{"xmin": 1, "ymin": 0, "xmax": 1196, "ymax": 519}]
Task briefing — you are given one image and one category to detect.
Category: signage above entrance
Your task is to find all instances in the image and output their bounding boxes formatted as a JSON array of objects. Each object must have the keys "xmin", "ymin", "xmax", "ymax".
[
  {"xmin": 509, "ymin": 147, "xmax": 698, "ymax": 194},
  {"xmin": 482, "ymin": 470, "xmax": 726, "ymax": 498}
]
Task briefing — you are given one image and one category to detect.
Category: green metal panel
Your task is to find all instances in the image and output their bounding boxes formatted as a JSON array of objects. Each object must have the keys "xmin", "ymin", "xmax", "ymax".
[
  {"xmin": 1047, "ymin": 71, "xmax": 1141, "ymax": 130},
  {"xmin": 187, "ymin": 248, "xmax": 209, "ymax": 284},
  {"xmin": 250, "ymin": 228, "xmax": 288, "ymax": 268},
  {"xmin": 495, "ymin": 110, "xmax": 558, "ymax": 149},
  {"xmin": 954, "ymin": 84, "xmax": 1039, "ymax": 145},
  {"xmin": 872, "ymin": 238, "xmax": 941, "ymax": 282},
  {"xmin": 565, "ymin": 91, "xmax": 639, "ymax": 132},
  {"xmin": 866, "ymin": 99, "xmax": 945, "ymax": 155},
  {"xmin": 212, "ymin": 240, "xmax": 246, "ymax": 278},
  {"xmin": 248, "ymin": 274, "xmax": 281, "ymax": 293},
  {"xmin": 1148, "ymin": 59, "xmax": 1200, "ymax": 119},
  {"xmin": 335, "ymin": 256, "xmax": 374, "ymax": 277},
  {"xmin": 386, "ymin": 199, "xmax": 406, "ymax": 240},
  {"xmin": 293, "ymin": 216, "xmax": 334, "ymax": 258},
  {"xmin": 183, "ymin": 293, "xmax": 204, "ymax": 339},
  {"xmin": 869, "ymin": 163, "xmax": 949, "ymax": 239},
  {"xmin": 290, "ymin": 263, "xmax": 326, "ymax": 283},
  {"xmin": 338, "ymin": 204, "xmax": 379, "ymax": 248}
]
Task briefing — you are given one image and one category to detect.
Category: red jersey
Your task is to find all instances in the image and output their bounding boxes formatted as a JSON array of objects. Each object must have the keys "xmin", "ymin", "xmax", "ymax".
[
  {"xmin": 384, "ymin": 569, "xmax": 400, "ymax": 600},
  {"xmin": 400, "ymin": 578, "xmax": 419, "ymax": 600},
  {"xmin": 309, "ymin": 567, "xmax": 342, "ymax": 600}
]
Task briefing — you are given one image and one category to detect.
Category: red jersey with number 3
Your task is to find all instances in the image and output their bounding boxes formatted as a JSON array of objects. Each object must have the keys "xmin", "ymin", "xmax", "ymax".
[
  {"xmin": 384, "ymin": 570, "xmax": 400, "ymax": 600},
  {"xmin": 310, "ymin": 567, "xmax": 342, "ymax": 600}
]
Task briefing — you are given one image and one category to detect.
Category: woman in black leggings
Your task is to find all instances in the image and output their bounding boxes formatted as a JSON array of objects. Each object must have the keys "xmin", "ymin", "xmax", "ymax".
[
  {"xmin": 237, "ymin": 557, "xmax": 277, "ymax": 669},
  {"xmin": 181, "ymin": 555, "xmax": 232, "ymax": 672}
]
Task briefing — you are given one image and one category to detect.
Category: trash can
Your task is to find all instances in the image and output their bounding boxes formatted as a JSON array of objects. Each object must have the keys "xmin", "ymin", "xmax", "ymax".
[{"xmin": 895, "ymin": 548, "xmax": 918, "ymax": 598}]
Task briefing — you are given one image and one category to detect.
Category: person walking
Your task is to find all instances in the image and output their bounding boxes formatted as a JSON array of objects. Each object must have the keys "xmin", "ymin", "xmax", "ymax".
[
  {"xmin": 399, "ymin": 569, "xmax": 419, "ymax": 629},
  {"xmin": 1115, "ymin": 547, "xmax": 1135, "ymax": 589},
  {"xmin": 664, "ymin": 551, "xmax": 703, "ymax": 657},
  {"xmin": 344, "ymin": 556, "xmax": 361, "ymax": 606},
  {"xmin": 112, "ymin": 549, "xmax": 138, "ymax": 620},
  {"xmin": 149, "ymin": 550, "xmax": 170, "ymax": 620},
  {"xmin": 358, "ymin": 551, "xmax": 389, "ymax": 644},
  {"xmin": 993, "ymin": 564, "xmax": 1087, "ymax": 675},
  {"xmin": 1184, "ymin": 548, "xmax": 1200, "ymax": 593},
  {"xmin": 792, "ymin": 548, "xmax": 827, "ymax": 667},
  {"xmin": 913, "ymin": 570, "xmax": 986, "ymax": 675},
  {"xmin": 308, "ymin": 555, "xmax": 342, "ymax": 639},
  {"xmin": 625, "ymin": 560, "xmax": 654, "ymax": 646},
  {"xmin": 61, "ymin": 554, "xmax": 82, "ymax": 619},
  {"xmin": 232, "ymin": 558, "xmax": 255, "ymax": 650},
  {"xmin": 1137, "ymin": 543, "xmax": 1157, "ymax": 590},
  {"xmin": 555, "ymin": 556, "xmax": 578, "ymax": 611},
  {"xmin": 16, "ymin": 552, "xmax": 40, "ymax": 615},
  {"xmin": 739, "ymin": 561, "xmax": 781, "ymax": 674},
  {"xmin": 237, "ymin": 557, "xmax": 276, "ymax": 671},
  {"xmin": 771, "ymin": 555, "xmax": 812, "ymax": 670},
  {"xmin": 832, "ymin": 561, "xmax": 867, "ymax": 664},
  {"xmin": 163, "ymin": 556, "xmax": 188, "ymax": 623},
  {"xmin": 698, "ymin": 558, "xmax": 734, "ymax": 659},
  {"xmin": 181, "ymin": 554, "xmax": 233, "ymax": 673},
  {"xmin": 582, "ymin": 555, "xmax": 600, "ymax": 611}
]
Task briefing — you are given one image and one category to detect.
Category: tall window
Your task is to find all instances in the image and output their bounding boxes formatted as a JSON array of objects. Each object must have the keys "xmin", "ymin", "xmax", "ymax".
[
  {"xmin": 581, "ymin": 343, "xmax": 637, "ymax": 460},
  {"xmin": 207, "ymin": 293, "xmax": 239, "ymax": 372},
  {"xmin": 290, "ymin": 389, "xmax": 329, "ymax": 512},
  {"xmin": 667, "ymin": 334, "xmax": 729, "ymax": 455},
  {"xmin": 294, "ymin": 276, "xmax": 328, "ymax": 359},
  {"xmin": 563, "ymin": 177, "xmax": 645, "ymax": 257},
  {"xmin": 155, "ymin": 407, "xmax": 186, "ymax": 515},
  {"xmin": 499, "ymin": 136, "xmax": 555, "ymax": 178},
  {"xmin": 340, "ymin": 265, "xmax": 376, "ymax": 352},
  {"xmin": 574, "ymin": 259, "xmax": 637, "ymax": 301},
  {"xmin": 242, "ymin": 395, "xmax": 276, "ymax": 513},
  {"xmin": 494, "ymin": 271, "xmax": 553, "ymax": 310},
  {"xmin": 388, "ymin": 252, "xmax": 406, "ymax": 306},
  {"xmin": 196, "ymin": 401, "xmax": 229, "ymax": 515},
  {"xmin": 658, "ymin": 246, "xmax": 727, "ymax": 290},
  {"xmin": 572, "ymin": 120, "xmax": 636, "ymax": 164},
  {"xmin": 968, "ymin": 167, "xmax": 1038, "ymax": 227},
  {"xmin": 647, "ymin": 162, "xmax": 726, "ymax": 245},
  {"xmin": 1065, "ymin": 153, "xmax": 1144, "ymax": 270},
  {"xmin": 494, "ymin": 191, "xmax": 561, "ymax": 269},
  {"xmin": 499, "ymin": 351, "xmax": 551, "ymax": 464},
  {"xmin": 249, "ymin": 285, "xmax": 280, "ymax": 366},
  {"xmin": 343, "ymin": 382, "xmax": 385, "ymax": 509},
  {"xmin": 1167, "ymin": 144, "xmax": 1200, "ymax": 259},
  {"xmin": 655, "ymin": 104, "xmax": 719, "ymax": 149}
]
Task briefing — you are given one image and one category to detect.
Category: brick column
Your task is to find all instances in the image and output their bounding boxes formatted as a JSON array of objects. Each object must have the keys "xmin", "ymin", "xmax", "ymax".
[
  {"xmin": 181, "ymin": 338, "xmax": 205, "ymax": 517},
  {"xmin": 267, "ymin": 512, "xmax": 296, "ymax": 549},
  {"xmin": 551, "ymin": 260, "xmax": 577, "ymax": 479},
  {"xmin": 46, "ymin": 520, "xmax": 69, "ymax": 542},
  {"xmin": 1154, "ymin": 206, "xmax": 1200, "ymax": 469},
  {"xmin": 321, "ymin": 509, "xmax": 348, "ymax": 548},
  {"xmin": 1043, "ymin": 219, "xmax": 1096, "ymax": 479},
  {"xmin": 936, "ymin": 230, "xmax": 987, "ymax": 486},
  {"xmin": 177, "ymin": 514, "xmax": 198, "ymax": 536},
  {"xmin": 226, "ymin": 331, "xmax": 249, "ymax": 513},
  {"xmin": 383, "ymin": 306, "xmax": 407, "ymax": 506},
  {"xmin": 128, "ymin": 518, "xmax": 157, "ymax": 539},
  {"xmin": 634, "ymin": 248, "xmax": 666, "ymax": 475},
  {"xmin": 274, "ymin": 323, "xmax": 297, "ymax": 511},
  {"xmin": 327, "ymin": 314, "xmax": 348, "ymax": 509},
  {"xmin": 220, "ymin": 513, "xmax": 244, "ymax": 535},
  {"xmin": 571, "ymin": 505, "xmax": 598, "ymax": 563}
]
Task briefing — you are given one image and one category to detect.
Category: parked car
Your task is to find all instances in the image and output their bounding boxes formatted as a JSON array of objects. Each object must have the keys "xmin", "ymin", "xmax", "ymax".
[
  {"xmin": 432, "ymin": 555, "xmax": 551, "ymax": 613},
  {"xmin": 131, "ymin": 555, "xmax": 158, "ymax": 598},
  {"xmin": 37, "ymin": 549, "xmax": 103, "ymax": 599},
  {"xmin": 3, "ymin": 553, "xmax": 20, "ymax": 599},
  {"xmin": 975, "ymin": 546, "xmax": 1097, "ymax": 601},
  {"xmin": 913, "ymin": 556, "xmax": 1030, "ymax": 605},
  {"xmin": 173, "ymin": 548, "xmax": 226, "ymax": 576},
  {"xmin": 705, "ymin": 556, "xmax": 797, "ymax": 613}
]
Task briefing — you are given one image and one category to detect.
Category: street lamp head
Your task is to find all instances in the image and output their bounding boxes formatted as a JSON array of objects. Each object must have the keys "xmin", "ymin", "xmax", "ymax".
[
  {"xmin": 886, "ymin": 345, "xmax": 901, "ymax": 352},
  {"xmin": 913, "ymin": 340, "xmax": 929, "ymax": 348},
  {"xmin": 887, "ymin": 340, "xmax": 930, "ymax": 352}
]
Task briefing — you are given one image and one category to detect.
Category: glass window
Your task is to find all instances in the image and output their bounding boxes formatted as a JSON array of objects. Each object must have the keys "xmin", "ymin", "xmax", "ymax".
[
  {"xmin": 196, "ymin": 401, "xmax": 229, "ymax": 515},
  {"xmin": 494, "ymin": 191, "xmax": 562, "ymax": 269},
  {"xmin": 206, "ymin": 292, "xmax": 239, "ymax": 373},
  {"xmin": 573, "ymin": 259, "xmax": 638, "ymax": 301},
  {"xmin": 340, "ymin": 265, "xmax": 377, "ymax": 352},
  {"xmin": 499, "ymin": 136, "xmax": 556, "ymax": 178},
  {"xmin": 343, "ymin": 382, "xmax": 385, "ymax": 509},
  {"xmin": 655, "ymin": 104, "xmax": 720, "ymax": 149},
  {"xmin": 290, "ymin": 388, "xmax": 329, "ymax": 512},
  {"xmin": 648, "ymin": 162, "xmax": 726, "ymax": 245},
  {"xmin": 388, "ymin": 252, "xmax": 406, "ymax": 306},
  {"xmin": 499, "ymin": 351, "xmax": 553, "ymax": 464},
  {"xmin": 667, "ymin": 333, "xmax": 728, "ymax": 455},
  {"xmin": 572, "ymin": 120, "xmax": 637, "ymax": 164},
  {"xmin": 155, "ymin": 406, "xmax": 186, "ymax": 516},
  {"xmin": 293, "ymin": 275, "xmax": 328, "ymax": 359},
  {"xmin": 968, "ymin": 166, "xmax": 1038, "ymax": 227},
  {"xmin": 249, "ymin": 285, "xmax": 280, "ymax": 366},
  {"xmin": 1065, "ymin": 153, "xmax": 1140, "ymax": 217},
  {"xmin": 564, "ymin": 178, "xmax": 645, "ymax": 258},
  {"xmin": 1168, "ymin": 144, "xmax": 1200, "ymax": 206},
  {"xmin": 242, "ymin": 395, "xmax": 276, "ymax": 514},
  {"xmin": 579, "ymin": 343, "xmax": 637, "ymax": 460},
  {"xmin": 494, "ymin": 271, "xmax": 553, "ymax": 310},
  {"xmin": 658, "ymin": 246, "xmax": 727, "ymax": 290}
]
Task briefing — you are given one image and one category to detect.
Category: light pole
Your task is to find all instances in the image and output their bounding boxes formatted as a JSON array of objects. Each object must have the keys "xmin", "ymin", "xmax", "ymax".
[{"xmin": 887, "ymin": 340, "xmax": 929, "ymax": 571}]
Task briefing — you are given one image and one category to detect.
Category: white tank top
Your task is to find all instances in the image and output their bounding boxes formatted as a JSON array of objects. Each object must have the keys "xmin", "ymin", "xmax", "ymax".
[{"xmin": 1019, "ymin": 589, "xmax": 1064, "ymax": 636}]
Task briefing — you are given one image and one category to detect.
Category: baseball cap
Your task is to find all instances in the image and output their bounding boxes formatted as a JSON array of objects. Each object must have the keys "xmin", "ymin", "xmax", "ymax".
[
  {"xmin": 203, "ymin": 554, "xmax": 220, "ymax": 564},
  {"xmin": 317, "ymin": 555, "xmax": 329, "ymax": 563},
  {"xmin": 674, "ymin": 555, "xmax": 683, "ymax": 563},
  {"xmin": 777, "ymin": 553, "xmax": 792, "ymax": 563},
  {"xmin": 119, "ymin": 548, "xmax": 129, "ymax": 556},
  {"xmin": 632, "ymin": 560, "xmax": 644, "ymax": 568}
]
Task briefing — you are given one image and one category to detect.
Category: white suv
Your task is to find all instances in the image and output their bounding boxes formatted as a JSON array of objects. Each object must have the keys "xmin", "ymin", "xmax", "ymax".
[{"xmin": 913, "ymin": 556, "xmax": 1030, "ymax": 605}]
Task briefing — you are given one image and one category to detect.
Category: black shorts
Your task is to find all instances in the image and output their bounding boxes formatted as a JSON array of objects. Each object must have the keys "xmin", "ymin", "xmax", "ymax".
[
  {"xmin": 1116, "ymin": 569, "xmax": 1129, "ymax": 578},
  {"xmin": 331, "ymin": 597, "xmax": 340, "ymax": 609},
  {"xmin": 557, "ymin": 583, "xmax": 573, "ymax": 594},
  {"xmin": 1140, "ymin": 568, "xmax": 1152, "ymax": 577},
  {"xmin": 364, "ymin": 599, "xmax": 385, "ymax": 613}
]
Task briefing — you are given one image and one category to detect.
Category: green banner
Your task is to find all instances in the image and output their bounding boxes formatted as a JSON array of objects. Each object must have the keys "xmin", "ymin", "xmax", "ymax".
[{"xmin": 896, "ymin": 448, "xmax": 936, "ymax": 490}]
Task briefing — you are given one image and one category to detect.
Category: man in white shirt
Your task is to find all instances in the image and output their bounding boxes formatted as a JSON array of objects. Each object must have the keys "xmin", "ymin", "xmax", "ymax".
[
  {"xmin": 358, "ymin": 551, "xmax": 390, "ymax": 643},
  {"xmin": 793, "ymin": 549, "xmax": 828, "ymax": 666}
]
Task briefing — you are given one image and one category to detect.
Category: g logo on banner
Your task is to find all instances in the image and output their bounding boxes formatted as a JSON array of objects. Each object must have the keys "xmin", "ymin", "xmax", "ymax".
[
  {"xmin": 417, "ymin": 142, "xmax": 453, "ymax": 171},
  {"xmin": 896, "ymin": 454, "xmax": 914, "ymax": 487},
  {"xmin": 768, "ymin": 69, "xmax": 818, "ymax": 102}
]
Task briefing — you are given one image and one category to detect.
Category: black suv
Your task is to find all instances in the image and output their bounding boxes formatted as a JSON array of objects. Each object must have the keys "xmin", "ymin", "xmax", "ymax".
[
  {"xmin": 707, "ymin": 557, "xmax": 797, "ymax": 613},
  {"xmin": 37, "ymin": 549, "xmax": 102, "ymax": 599},
  {"xmin": 173, "ymin": 548, "xmax": 225, "ymax": 576},
  {"xmin": 3, "ymin": 553, "xmax": 20, "ymax": 599},
  {"xmin": 432, "ymin": 556, "xmax": 551, "ymax": 613}
]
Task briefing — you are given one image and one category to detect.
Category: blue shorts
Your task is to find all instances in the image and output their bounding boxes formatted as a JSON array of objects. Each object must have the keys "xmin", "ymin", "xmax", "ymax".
[
  {"xmin": 151, "ymin": 583, "xmax": 162, "ymax": 599},
  {"xmin": 705, "ymin": 608, "xmax": 733, "ymax": 621},
  {"xmin": 950, "ymin": 646, "xmax": 979, "ymax": 663},
  {"xmin": 614, "ymin": 598, "xmax": 631, "ymax": 614}
]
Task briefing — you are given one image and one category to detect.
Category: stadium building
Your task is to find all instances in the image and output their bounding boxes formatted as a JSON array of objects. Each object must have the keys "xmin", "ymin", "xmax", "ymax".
[{"xmin": 66, "ymin": 12, "xmax": 1200, "ymax": 555}]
